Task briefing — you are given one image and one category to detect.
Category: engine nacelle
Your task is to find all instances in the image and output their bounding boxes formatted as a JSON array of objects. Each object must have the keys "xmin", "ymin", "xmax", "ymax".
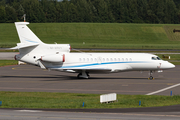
[
  {"xmin": 14, "ymin": 54, "xmax": 21, "ymax": 61},
  {"xmin": 41, "ymin": 54, "xmax": 65, "ymax": 63}
]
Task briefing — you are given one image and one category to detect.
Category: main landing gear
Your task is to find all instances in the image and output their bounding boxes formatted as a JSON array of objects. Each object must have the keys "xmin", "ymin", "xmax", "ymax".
[
  {"xmin": 77, "ymin": 70, "xmax": 89, "ymax": 79},
  {"xmin": 148, "ymin": 70, "xmax": 154, "ymax": 80}
]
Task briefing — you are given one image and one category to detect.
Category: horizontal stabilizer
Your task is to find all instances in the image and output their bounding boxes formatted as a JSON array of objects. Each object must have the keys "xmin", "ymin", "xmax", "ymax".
[{"xmin": 10, "ymin": 43, "xmax": 39, "ymax": 50}]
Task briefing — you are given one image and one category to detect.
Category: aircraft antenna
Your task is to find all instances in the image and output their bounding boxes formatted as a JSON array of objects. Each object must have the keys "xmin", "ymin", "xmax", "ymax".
[
  {"xmin": 21, "ymin": 14, "xmax": 26, "ymax": 22},
  {"xmin": 71, "ymin": 48, "xmax": 84, "ymax": 53},
  {"xmin": 72, "ymin": 48, "xmax": 92, "ymax": 56}
]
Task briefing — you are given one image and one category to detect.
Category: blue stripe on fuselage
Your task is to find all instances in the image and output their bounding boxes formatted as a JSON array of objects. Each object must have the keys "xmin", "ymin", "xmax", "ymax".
[{"xmin": 61, "ymin": 61, "xmax": 148, "ymax": 69}]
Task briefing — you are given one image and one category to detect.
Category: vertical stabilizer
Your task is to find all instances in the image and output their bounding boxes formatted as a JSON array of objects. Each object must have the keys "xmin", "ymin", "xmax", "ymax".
[{"xmin": 15, "ymin": 22, "xmax": 43, "ymax": 44}]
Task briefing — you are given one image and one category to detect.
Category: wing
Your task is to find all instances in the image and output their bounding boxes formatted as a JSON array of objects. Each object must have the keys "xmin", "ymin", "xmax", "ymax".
[{"xmin": 50, "ymin": 63, "xmax": 132, "ymax": 73}]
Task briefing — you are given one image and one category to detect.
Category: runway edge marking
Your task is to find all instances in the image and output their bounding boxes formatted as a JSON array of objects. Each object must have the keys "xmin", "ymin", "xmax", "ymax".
[
  {"xmin": 15, "ymin": 110, "xmax": 42, "ymax": 112},
  {"xmin": 146, "ymin": 83, "xmax": 180, "ymax": 95}
]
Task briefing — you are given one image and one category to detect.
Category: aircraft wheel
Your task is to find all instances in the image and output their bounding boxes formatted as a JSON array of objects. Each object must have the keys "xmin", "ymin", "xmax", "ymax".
[
  {"xmin": 148, "ymin": 71, "xmax": 154, "ymax": 80},
  {"xmin": 148, "ymin": 76, "xmax": 154, "ymax": 80}
]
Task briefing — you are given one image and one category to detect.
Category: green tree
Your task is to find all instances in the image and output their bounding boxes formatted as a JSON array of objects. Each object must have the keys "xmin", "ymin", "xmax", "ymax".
[
  {"xmin": 60, "ymin": 0, "xmax": 71, "ymax": 22},
  {"xmin": 164, "ymin": 0, "xmax": 178, "ymax": 23},
  {"xmin": 111, "ymin": 0, "xmax": 125, "ymax": 23},
  {"xmin": 147, "ymin": 0, "xmax": 159, "ymax": 23},
  {"xmin": 0, "ymin": 5, "xmax": 6, "ymax": 22},
  {"xmin": 5, "ymin": 5, "xmax": 17, "ymax": 22},
  {"xmin": 21, "ymin": 0, "xmax": 45, "ymax": 23},
  {"xmin": 136, "ymin": 0, "xmax": 148, "ymax": 23}
]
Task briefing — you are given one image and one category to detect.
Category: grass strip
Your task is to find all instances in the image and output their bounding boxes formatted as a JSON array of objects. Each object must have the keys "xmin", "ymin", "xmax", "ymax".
[
  {"xmin": 1, "ymin": 23, "xmax": 180, "ymax": 49},
  {"xmin": 0, "ymin": 60, "xmax": 18, "ymax": 67},
  {"xmin": 155, "ymin": 54, "xmax": 180, "ymax": 65},
  {"xmin": 0, "ymin": 91, "xmax": 179, "ymax": 109}
]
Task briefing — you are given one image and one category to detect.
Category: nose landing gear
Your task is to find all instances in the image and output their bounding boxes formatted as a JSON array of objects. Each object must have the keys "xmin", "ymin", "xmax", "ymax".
[{"xmin": 148, "ymin": 70, "xmax": 154, "ymax": 80}]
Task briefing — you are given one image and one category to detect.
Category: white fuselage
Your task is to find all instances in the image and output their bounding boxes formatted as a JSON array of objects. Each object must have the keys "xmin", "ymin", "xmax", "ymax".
[{"xmin": 16, "ymin": 50, "xmax": 175, "ymax": 73}]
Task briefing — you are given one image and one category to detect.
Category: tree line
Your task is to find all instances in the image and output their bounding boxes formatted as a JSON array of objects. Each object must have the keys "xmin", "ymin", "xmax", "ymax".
[{"xmin": 0, "ymin": 0, "xmax": 180, "ymax": 23}]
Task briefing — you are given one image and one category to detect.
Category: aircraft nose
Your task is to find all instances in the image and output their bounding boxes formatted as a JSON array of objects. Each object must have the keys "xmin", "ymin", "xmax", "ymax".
[
  {"xmin": 162, "ymin": 62, "xmax": 175, "ymax": 69},
  {"xmin": 169, "ymin": 62, "xmax": 175, "ymax": 69}
]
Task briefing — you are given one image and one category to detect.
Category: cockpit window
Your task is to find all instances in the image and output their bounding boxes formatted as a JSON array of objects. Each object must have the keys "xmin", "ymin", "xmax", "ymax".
[
  {"xmin": 152, "ymin": 56, "xmax": 161, "ymax": 60},
  {"xmin": 152, "ymin": 57, "xmax": 157, "ymax": 60},
  {"xmin": 156, "ymin": 57, "xmax": 161, "ymax": 60}
]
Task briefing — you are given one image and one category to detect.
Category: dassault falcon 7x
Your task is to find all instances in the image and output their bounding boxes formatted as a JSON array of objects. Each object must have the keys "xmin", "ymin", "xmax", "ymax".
[{"xmin": 11, "ymin": 22, "xmax": 175, "ymax": 79}]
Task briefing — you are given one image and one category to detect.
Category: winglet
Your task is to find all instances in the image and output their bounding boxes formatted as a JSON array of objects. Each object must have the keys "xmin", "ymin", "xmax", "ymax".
[{"xmin": 15, "ymin": 22, "xmax": 29, "ymax": 25}]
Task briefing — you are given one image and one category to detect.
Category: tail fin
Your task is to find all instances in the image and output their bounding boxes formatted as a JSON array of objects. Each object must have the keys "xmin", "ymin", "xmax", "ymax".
[
  {"xmin": 11, "ymin": 22, "xmax": 43, "ymax": 50},
  {"xmin": 15, "ymin": 22, "xmax": 43, "ymax": 44}
]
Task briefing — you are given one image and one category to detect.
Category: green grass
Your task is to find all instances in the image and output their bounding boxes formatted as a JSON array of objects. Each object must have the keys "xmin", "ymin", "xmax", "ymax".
[
  {"xmin": 164, "ymin": 25, "xmax": 180, "ymax": 41},
  {"xmin": 157, "ymin": 54, "xmax": 180, "ymax": 61},
  {"xmin": 0, "ymin": 23, "xmax": 19, "ymax": 48},
  {"xmin": 156, "ymin": 54, "xmax": 180, "ymax": 65},
  {"xmin": 0, "ymin": 60, "xmax": 18, "ymax": 67},
  {"xmin": 1, "ymin": 23, "xmax": 180, "ymax": 49},
  {"xmin": 0, "ymin": 91, "xmax": 180, "ymax": 109}
]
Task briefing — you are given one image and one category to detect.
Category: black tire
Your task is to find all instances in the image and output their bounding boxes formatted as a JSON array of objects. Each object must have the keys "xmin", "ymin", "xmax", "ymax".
[{"xmin": 149, "ymin": 76, "xmax": 153, "ymax": 80}]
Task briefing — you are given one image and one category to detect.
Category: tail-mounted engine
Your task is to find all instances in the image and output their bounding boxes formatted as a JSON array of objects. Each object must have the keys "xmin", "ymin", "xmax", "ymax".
[{"xmin": 41, "ymin": 54, "xmax": 65, "ymax": 63}]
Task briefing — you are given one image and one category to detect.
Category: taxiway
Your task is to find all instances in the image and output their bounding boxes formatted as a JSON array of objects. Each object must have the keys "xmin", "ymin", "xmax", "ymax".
[{"xmin": 0, "ymin": 64, "xmax": 179, "ymax": 95}]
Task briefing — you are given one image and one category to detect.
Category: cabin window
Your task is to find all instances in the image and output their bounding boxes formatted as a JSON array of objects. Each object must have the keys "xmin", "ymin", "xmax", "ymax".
[
  {"xmin": 118, "ymin": 58, "xmax": 120, "ymax": 61},
  {"xmin": 103, "ymin": 58, "xmax": 105, "ymax": 61},
  {"xmin": 129, "ymin": 58, "xmax": 132, "ymax": 61},
  {"xmin": 87, "ymin": 58, "xmax": 89, "ymax": 61},
  {"xmin": 110, "ymin": 58, "xmax": 113, "ymax": 61},
  {"xmin": 114, "ymin": 58, "xmax": 116, "ymax": 61},
  {"xmin": 91, "ymin": 58, "xmax": 93, "ymax": 61},
  {"xmin": 106, "ymin": 58, "xmax": 109, "ymax": 61},
  {"xmin": 79, "ymin": 58, "xmax": 81, "ymax": 61},
  {"xmin": 83, "ymin": 58, "xmax": 85, "ymax": 61},
  {"xmin": 122, "ymin": 58, "xmax": 124, "ymax": 61}
]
